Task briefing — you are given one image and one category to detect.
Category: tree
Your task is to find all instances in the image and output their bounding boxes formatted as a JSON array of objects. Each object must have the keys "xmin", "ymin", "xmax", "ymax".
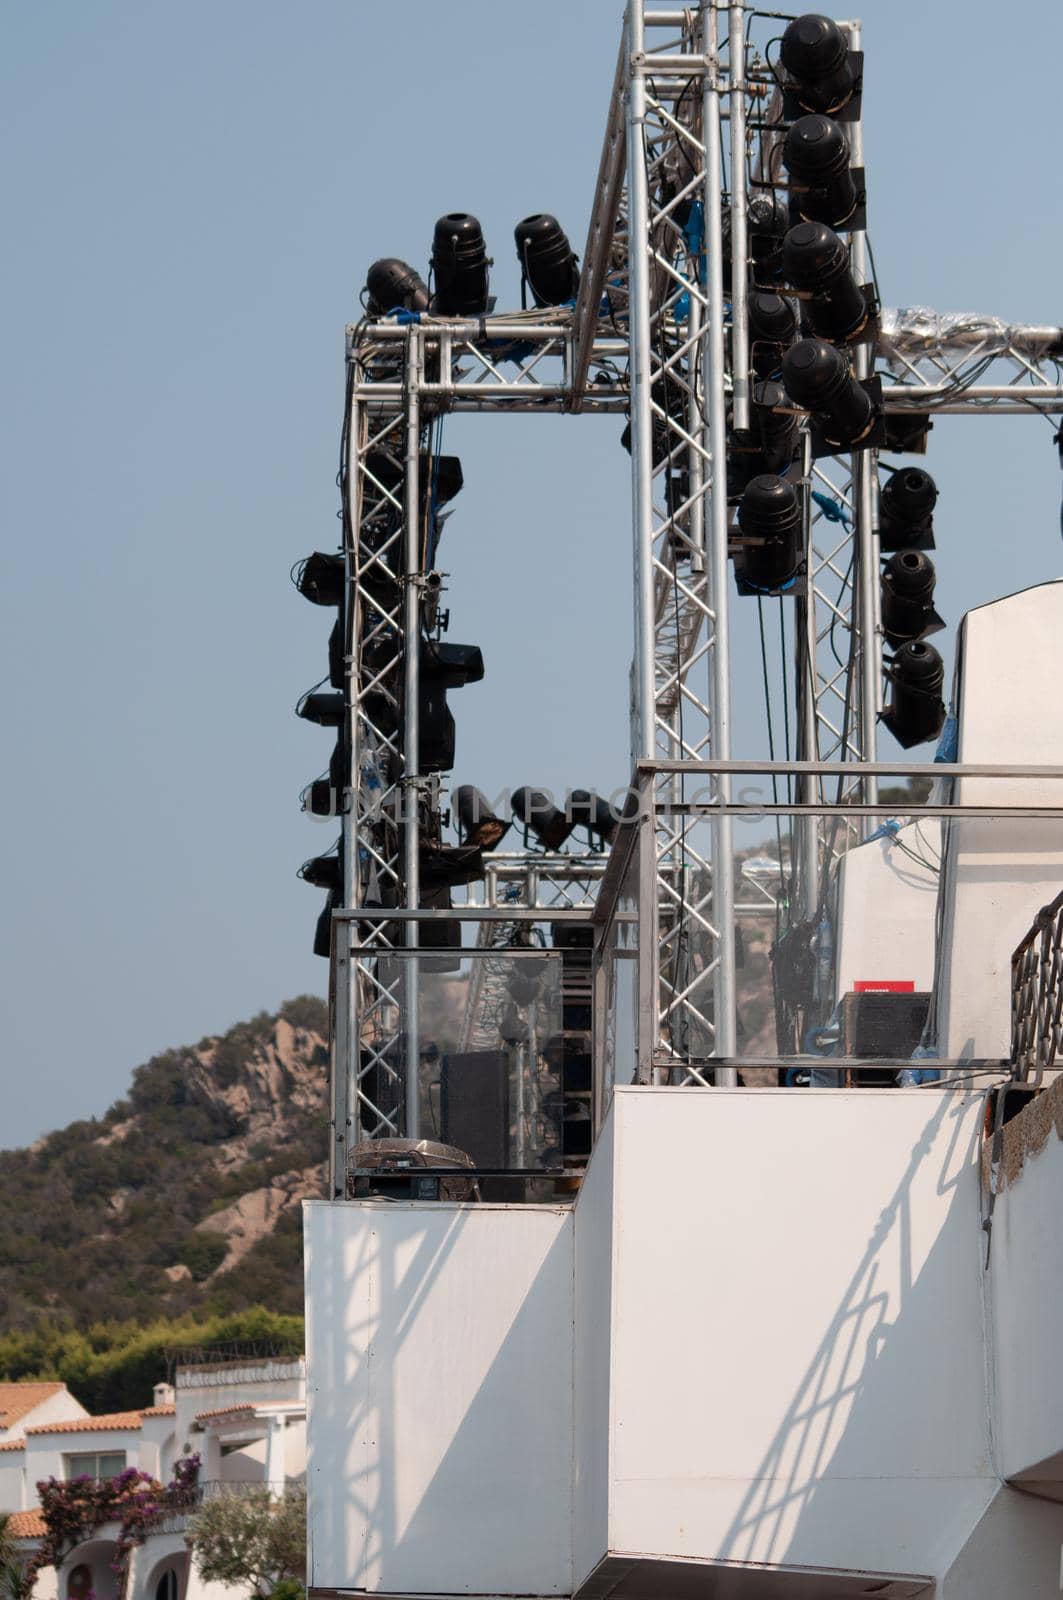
[
  {"xmin": 0, "ymin": 1516, "xmax": 34, "ymax": 1600},
  {"xmin": 188, "ymin": 1487, "xmax": 306, "ymax": 1599}
]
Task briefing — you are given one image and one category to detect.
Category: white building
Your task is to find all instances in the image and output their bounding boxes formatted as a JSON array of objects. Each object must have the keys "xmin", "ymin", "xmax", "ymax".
[{"xmin": 2, "ymin": 1356, "xmax": 306, "ymax": 1600}]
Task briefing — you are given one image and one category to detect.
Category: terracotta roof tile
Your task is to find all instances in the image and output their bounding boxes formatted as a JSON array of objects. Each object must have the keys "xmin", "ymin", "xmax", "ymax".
[
  {"xmin": 139, "ymin": 1405, "xmax": 176, "ymax": 1417},
  {"xmin": 6, "ymin": 1510, "xmax": 46, "ymax": 1539},
  {"xmin": 0, "ymin": 1439, "xmax": 25, "ymax": 1452},
  {"xmin": 27, "ymin": 1412, "xmax": 143, "ymax": 1436},
  {"xmin": 0, "ymin": 1383, "xmax": 67, "ymax": 1431},
  {"xmin": 194, "ymin": 1403, "xmax": 256, "ymax": 1423}
]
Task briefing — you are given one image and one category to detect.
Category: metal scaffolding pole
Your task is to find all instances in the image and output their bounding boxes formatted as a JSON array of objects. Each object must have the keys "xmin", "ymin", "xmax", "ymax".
[
  {"xmin": 402, "ymin": 331, "xmax": 422, "ymax": 1141},
  {"xmin": 701, "ymin": 0, "xmax": 737, "ymax": 1076},
  {"xmin": 626, "ymin": 0, "xmax": 658, "ymax": 765}
]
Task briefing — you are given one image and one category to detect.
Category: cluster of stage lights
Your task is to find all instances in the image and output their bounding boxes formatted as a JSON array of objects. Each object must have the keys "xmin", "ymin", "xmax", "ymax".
[
  {"xmin": 291, "ymin": 206, "xmax": 584, "ymax": 959},
  {"xmin": 710, "ymin": 12, "xmax": 947, "ymax": 749},
  {"xmin": 454, "ymin": 787, "xmax": 619, "ymax": 854},
  {"xmin": 365, "ymin": 211, "xmax": 580, "ymax": 319}
]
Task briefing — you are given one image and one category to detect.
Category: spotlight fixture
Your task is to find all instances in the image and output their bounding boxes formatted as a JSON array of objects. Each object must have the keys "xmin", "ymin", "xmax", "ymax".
[
  {"xmin": 417, "ymin": 641, "xmax": 485, "ymax": 774},
  {"xmin": 511, "ymin": 788, "xmax": 574, "ymax": 851},
  {"xmin": 294, "ymin": 552, "xmax": 345, "ymax": 607},
  {"xmin": 880, "ymin": 550, "xmax": 944, "ymax": 647},
  {"xmin": 303, "ymin": 737, "xmax": 348, "ymax": 818},
  {"xmin": 364, "ymin": 258, "xmax": 431, "ymax": 317},
  {"xmin": 783, "ymin": 115, "xmax": 860, "ymax": 230},
  {"xmin": 313, "ymin": 890, "xmax": 339, "ymax": 959},
  {"xmin": 879, "ymin": 467, "xmax": 938, "ymax": 551},
  {"xmin": 737, "ymin": 475, "xmax": 803, "ymax": 591},
  {"xmin": 514, "ymin": 214, "xmax": 579, "ymax": 307},
  {"xmin": 453, "ymin": 786, "xmax": 510, "ymax": 850},
  {"xmin": 747, "ymin": 193, "xmax": 790, "ymax": 280},
  {"xmin": 328, "ymin": 619, "xmax": 345, "ymax": 687},
  {"xmin": 780, "ymin": 14, "xmax": 859, "ymax": 118},
  {"xmin": 419, "ymin": 844, "xmax": 486, "ymax": 889},
  {"xmin": 431, "ymin": 213, "xmax": 491, "ymax": 316},
  {"xmin": 296, "ymin": 689, "xmax": 344, "ymax": 727},
  {"xmin": 782, "ymin": 222, "xmax": 870, "ymax": 343},
  {"xmin": 881, "ymin": 640, "xmax": 946, "ymax": 749},
  {"xmin": 782, "ymin": 339, "xmax": 877, "ymax": 449},
  {"xmin": 747, "ymin": 292, "xmax": 797, "ymax": 377},
  {"xmin": 299, "ymin": 849, "xmax": 342, "ymax": 892},
  {"xmin": 567, "ymin": 789, "xmax": 619, "ymax": 847},
  {"xmin": 508, "ymin": 957, "xmax": 549, "ymax": 1007},
  {"xmin": 726, "ymin": 379, "xmax": 799, "ymax": 498}
]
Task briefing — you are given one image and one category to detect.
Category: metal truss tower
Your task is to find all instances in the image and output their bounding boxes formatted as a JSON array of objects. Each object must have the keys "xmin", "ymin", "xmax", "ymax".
[{"xmin": 317, "ymin": 0, "xmax": 1063, "ymax": 1193}]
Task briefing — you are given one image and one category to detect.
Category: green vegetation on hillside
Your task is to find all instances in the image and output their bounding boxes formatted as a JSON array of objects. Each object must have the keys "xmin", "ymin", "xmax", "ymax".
[{"xmin": 0, "ymin": 997, "xmax": 327, "ymax": 1336}]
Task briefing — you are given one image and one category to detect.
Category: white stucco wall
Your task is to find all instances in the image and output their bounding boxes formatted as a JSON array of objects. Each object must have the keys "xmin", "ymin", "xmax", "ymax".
[
  {"xmin": 0, "ymin": 1389, "xmax": 88, "ymax": 1443},
  {"xmin": 605, "ymin": 1088, "xmax": 994, "ymax": 1581},
  {"xmin": 989, "ymin": 1108, "xmax": 1063, "ymax": 1488},
  {"xmin": 0, "ymin": 1451, "xmax": 27, "ymax": 1511},
  {"xmin": 305, "ymin": 1200, "xmax": 572, "ymax": 1597},
  {"xmin": 304, "ymin": 1087, "xmax": 1063, "ymax": 1597},
  {"xmin": 937, "ymin": 583, "xmax": 1063, "ymax": 1059}
]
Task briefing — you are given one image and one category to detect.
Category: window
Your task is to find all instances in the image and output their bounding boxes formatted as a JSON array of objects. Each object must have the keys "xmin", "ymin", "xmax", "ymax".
[{"xmin": 63, "ymin": 1451, "xmax": 127, "ymax": 1482}]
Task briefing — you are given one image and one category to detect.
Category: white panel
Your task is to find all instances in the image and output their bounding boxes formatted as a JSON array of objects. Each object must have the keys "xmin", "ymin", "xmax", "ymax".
[
  {"xmin": 937, "ymin": 583, "xmax": 1063, "ymax": 1059},
  {"xmin": 573, "ymin": 1112, "xmax": 615, "ymax": 1588},
  {"xmin": 990, "ymin": 1121, "xmax": 1063, "ymax": 1483},
  {"xmin": 306, "ymin": 1201, "xmax": 572, "ymax": 1597},
  {"xmin": 607, "ymin": 1087, "xmax": 992, "ymax": 1581},
  {"xmin": 834, "ymin": 822, "xmax": 939, "ymax": 998}
]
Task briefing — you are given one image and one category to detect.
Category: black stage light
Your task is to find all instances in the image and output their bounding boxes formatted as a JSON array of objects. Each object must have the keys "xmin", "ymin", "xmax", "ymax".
[
  {"xmin": 879, "ymin": 467, "xmax": 938, "ymax": 551},
  {"xmin": 567, "ymin": 790, "xmax": 619, "ymax": 846},
  {"xmin": 737, "ymin": 475, "xmax": 803, "ymax": 590},
  {"xmin": 726, "ymin": 379, "xmax": 800, "ymax": 498},
  {"xmin": 514, "ymin": 214, "xmax": 579, "ymax": 307},
  {"xmin": 313, "ymin": 890, "xmax": 339, "ymax": 959},
  {"xmin": 297, "ymin": 689, "xmax": 344, "ymax": 727},
  {"xmin": 747, "ymin": 193, "xmax": 790, "ymax": 279},
  {"xmin": 300, "ymin": 849, "xmax": 342, "ymax": 892},
  {"xmin": 419, "ymin": 686, "xmax": 456, "ymax": 774},
  {"xmin": 365, "ymin": 449, "xmax": 464, "ymax": 511},
  {"xmin": 782, "ymin": 338, "xmax": 875, "ymax": 447},
  {"xmin": 304, "ymin": 738, "xmax": 348, "ymax": 818},
  {"xmin": 782, "ymin": 222, "xmax": 869, "ymax": 342},
  {"xmin": 783, "ymin": 115, "xmax": 859, "ymax": 230},
  {"xmin": 417, "ymin": 641, "xmax": 485, "ymax": 775},
  {"xmin": 329, "ymin": 620, "xmax": 345, "ymax": 688},
  {"xmin": 748, "ymin": 292, "xmax": 797, "ymax": 377},
  {"xmin": 419, "ymin": 844, "xmax": 486, "ymax": 889},
  {"xmin": 881, "ymin": 640, "xmax": 946, "ymax": 749},
  {"xmin": 454, "ymin": 786, "xmax": 510, "ymax": 850},
  {"xmin": 780, "ymin": 14, "xmax": 858, "ymax": 116},
  {"xmin": 431, "ymin": 213, "xmax": 491, "ymax": 315},
  {"xmin": 294, "ymin": 552, "xmax": 345, "ymax": 607},
  {"xmin": 512, "ymin": 788, "xmax": 574, "ymax": 851},
  {"xmin": 365, "ymin": 258, "xmax": 431, "ymax": 317},
  {"xmin": 880, "ymin": 550, "xmax": 944, "ymax": 647},
  {"xmin": 423, "ymin": 640, "xmax": 485, "ymax": 688},
  {"xmin": 418, "ymin": 881, "xmax": 462, "ymax": 972},
  {"xmin": 508, "ymin": 957, "xmax": 550, "ymax": 1008}
]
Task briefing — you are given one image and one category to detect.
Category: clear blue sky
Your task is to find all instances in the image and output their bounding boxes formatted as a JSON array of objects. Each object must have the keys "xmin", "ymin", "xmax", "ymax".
[{"xmin": 3, "ymin": 1, "xmax": 1061, "ymax": 1148}]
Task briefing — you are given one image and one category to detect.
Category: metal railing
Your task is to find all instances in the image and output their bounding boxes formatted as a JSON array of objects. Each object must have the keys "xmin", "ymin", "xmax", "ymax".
[{"xmin": 1011, "ymin": 889, "xmax": 1063, "ymax": 1084}]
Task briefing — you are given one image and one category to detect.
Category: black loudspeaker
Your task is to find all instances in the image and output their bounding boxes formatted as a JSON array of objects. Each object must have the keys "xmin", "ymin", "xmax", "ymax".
[
  {"xmin": 441, "ymin": 1051, "xmax": 510, "ymax": 1168},
  {"xmin": 841, "ymin": 991, "xmax": 931, "ymax": 1085}
]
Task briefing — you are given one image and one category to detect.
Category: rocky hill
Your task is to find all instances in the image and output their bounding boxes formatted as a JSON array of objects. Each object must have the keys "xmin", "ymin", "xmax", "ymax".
[{"xmin": 0, "ymin": 997, "xmax": 329, "ymax": 1331}]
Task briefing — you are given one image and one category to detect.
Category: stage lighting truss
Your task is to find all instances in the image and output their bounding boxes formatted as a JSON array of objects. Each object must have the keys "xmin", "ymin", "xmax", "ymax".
[{"xmin": 327, "ymin": 1, "xmax": 1063, "ymax": 1180}]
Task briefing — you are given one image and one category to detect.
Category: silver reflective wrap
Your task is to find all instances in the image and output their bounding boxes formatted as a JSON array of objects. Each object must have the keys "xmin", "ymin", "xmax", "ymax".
[{"xmin": 879, "ymin": 306, "xmax": 1063, "ymax": 366}]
